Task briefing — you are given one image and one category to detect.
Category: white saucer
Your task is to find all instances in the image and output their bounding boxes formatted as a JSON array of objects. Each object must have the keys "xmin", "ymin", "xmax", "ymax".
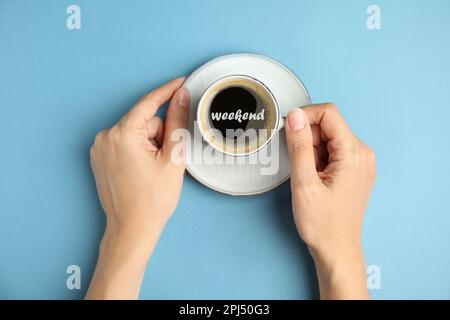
[{"xmin": 184, "ymin": 53, "xmax": 311, "ymax": 196}]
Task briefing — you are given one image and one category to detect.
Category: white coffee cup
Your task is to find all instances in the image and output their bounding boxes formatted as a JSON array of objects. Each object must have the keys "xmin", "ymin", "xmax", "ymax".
[{"xmin": 197, "ymin": 75, "xmax": 284, "ymax": 157}]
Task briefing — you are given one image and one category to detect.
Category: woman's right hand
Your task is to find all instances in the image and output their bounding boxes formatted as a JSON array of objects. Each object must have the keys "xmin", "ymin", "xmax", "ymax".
[{"xmin": 285, "ymin": 103, "xmax": 376, "ymax": 300}]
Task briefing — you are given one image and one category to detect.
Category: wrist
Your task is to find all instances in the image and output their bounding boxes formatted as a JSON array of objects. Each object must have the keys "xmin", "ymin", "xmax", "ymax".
[
  {"xmin": 85, "ymin": 225, "xmax": 162, "ymax": 300},
  {"xmin": 103, "ymin": 210, "xmax": 167, "ymax": 245},
  {"xmin": 101, "ymin": 219, "xmax": 164, "ymax": 257},
  {"xmin": 310, "ymin": 243, "xmax": 369, "ymax": 300},
  {"xmin": 309, "ymin": 239, "xmax": 363, "ymax": 268}
]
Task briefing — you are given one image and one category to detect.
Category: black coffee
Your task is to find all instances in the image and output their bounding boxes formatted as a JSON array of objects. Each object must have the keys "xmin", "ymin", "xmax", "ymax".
[{"xmin": 209, "ymin": 86, "xmax": 265, "ymax": 138}]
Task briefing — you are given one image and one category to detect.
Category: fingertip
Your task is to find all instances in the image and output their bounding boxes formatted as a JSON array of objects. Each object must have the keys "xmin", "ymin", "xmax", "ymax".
[
  {"xmin": 287, "ymin": 108, "xmax": 307, "ymax": 132},
  {"xmin": 173, "ymin": 76, "xmax": 187, "ymax": 87},
  {"xmin": 128, "ymin": 77, "xmax": 188, "ymax": 122},
  {"xmin": 171, "ymin": 86, "xmax": 189, "ymax": 109}
]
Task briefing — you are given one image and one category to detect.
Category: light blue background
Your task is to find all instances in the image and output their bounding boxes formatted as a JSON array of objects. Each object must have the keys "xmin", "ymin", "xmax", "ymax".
[{"xmin": 0, "ymin": 0, "xmax": 449, "ymax": 299}]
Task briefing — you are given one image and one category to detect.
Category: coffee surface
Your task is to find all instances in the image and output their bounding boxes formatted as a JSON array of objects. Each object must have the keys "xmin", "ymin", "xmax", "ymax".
[
  {"xmin": 209, "ymin": 86, "xmax": 261, "ymax": 138},
  {"xmin": 199, "ymin": 77, "xmax": 278, "ymax": 155}
]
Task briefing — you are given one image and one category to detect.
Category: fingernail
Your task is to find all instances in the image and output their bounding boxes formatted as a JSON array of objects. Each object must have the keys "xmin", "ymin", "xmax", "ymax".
[
  {"xmin": 177, "ymin": 87, "xmax": 189, "ymax": 108},
  {"xmin": 287, "ymin": 108, "xmax": 306, "ymax": 131}
]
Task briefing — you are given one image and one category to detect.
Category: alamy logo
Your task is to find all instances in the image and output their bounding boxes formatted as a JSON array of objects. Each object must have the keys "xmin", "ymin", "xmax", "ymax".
[
  {"xmin": 366, "ymin": 265, "xmax": 381, "ymax": 290},
  {"xmin": 66, "ymin": 265, "xmax": 81, "ymax": 290},
  {"xmin": 66, "ymin": 5, "xmax": 81, "ymax": 30},
  {"xmin": 366, "ymin": 5, "xmax": 381, "ymax": 30}
]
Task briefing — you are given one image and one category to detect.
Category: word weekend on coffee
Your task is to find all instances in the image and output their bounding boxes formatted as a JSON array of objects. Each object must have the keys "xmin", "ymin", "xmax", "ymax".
[{"xmin": 211, "ymin": 108, "xmax": 265, "ymax": 122}]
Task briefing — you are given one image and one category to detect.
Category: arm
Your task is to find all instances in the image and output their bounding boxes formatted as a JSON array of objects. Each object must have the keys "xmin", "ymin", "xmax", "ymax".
[
  {"xmin": 86, "ymin": 77, "xmax": 190, "ymax": 299},
  {"xmin": 285, "ymin": 103, "xmax": 376, "ymax": 300}
]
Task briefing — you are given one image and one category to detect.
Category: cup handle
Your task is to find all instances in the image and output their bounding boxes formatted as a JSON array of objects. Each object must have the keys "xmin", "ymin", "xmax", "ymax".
[{"xmin": 278, "ymin": 116, "xmax": 286, "ymax": 131}]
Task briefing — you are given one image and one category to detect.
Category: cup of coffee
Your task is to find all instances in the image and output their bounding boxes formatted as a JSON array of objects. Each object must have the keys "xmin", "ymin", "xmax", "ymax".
[{"xmin": 197, "ymin": 75, "xmax": 283, "ymax": 157}]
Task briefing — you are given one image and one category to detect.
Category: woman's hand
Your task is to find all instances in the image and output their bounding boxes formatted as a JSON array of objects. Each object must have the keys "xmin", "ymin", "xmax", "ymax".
[
  {"xmin": 86, "ymin": 77, "xmax": 189, "ymax": 299},
  {"xmin": 285, "ymin": 103, "xmax": 376, "ymax": 300}
]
